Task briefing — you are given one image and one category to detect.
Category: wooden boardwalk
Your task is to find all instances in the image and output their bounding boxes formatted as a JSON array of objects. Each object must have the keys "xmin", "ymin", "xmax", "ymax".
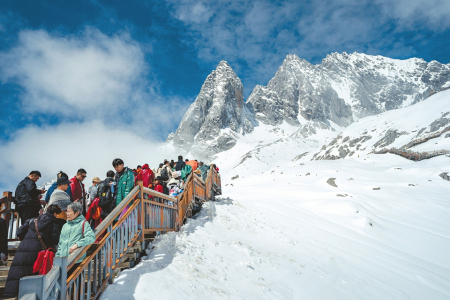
[{"xmin": 1, "ymin": 166, "xmax": 221, "ymax": 300}]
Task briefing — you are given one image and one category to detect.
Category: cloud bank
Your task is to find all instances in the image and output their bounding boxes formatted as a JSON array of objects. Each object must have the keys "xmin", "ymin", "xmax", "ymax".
[{"xmin": 0, "ymin": 28, "xmax": 184, "ymax": 190}]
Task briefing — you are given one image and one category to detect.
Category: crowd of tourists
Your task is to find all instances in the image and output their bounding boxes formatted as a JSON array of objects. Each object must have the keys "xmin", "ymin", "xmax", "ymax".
[{"xmin": 1, "ymin": 156, "xmax": 218, "ymax": 298}]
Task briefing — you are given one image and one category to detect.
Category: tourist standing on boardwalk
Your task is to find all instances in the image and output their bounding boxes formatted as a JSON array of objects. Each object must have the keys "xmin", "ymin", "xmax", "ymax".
[
  {"xmin": 138, "ymin": 164, "xmax": 155, "ymax": 189},
  {"xmin": 198, "ymin": 162, "xmax": 209, "ymax": 181},
  {"xmin": 112, "ymin": 158, "xmax": 135, "ymax": 209},
  {"xmin": 70, "ymin": 169, "xmax": 87, "ymax": 215},
  {"xmin": 15, "ymin": 171, "xmax": 45, "ymax": 224},
  {"xmin": 97, "ymin": 171, "xmax": 116, "ymax": 219},
  {"xmin": 175, "ymin": 155, "xmax": 186, "ymax": 171},
  {"xmin": 87, "ymin": 177, "xmax": 101, "ymax": 207},
  {"xmin": 47, "ymin": 177, "xmax": 72, "ymax": 229},
  {"xmin": 4, "ymin": 204, "xmax": 62, "ymax": 298},
  {"xmin": 45, "ymin": 171, "xmax": 73, "ymax": 203},
  {"xmin": 56, "ymin": 202, "xmax": 95, "ymax": 263}
]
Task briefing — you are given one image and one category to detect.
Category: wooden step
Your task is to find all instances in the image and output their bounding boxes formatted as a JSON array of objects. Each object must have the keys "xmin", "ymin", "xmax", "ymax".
[
  {"xmin": 0, "ymin": 266, "xmax": 10, "ymax": 276},
  {"xmin": 0, "ymin": 275, "xmax": 7, "ymax": 288}
]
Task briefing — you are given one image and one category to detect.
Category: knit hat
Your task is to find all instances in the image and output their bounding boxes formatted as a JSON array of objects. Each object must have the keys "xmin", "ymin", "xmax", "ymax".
[{"xmin": 92, "ymin": 177, "xmax": 101, "ymax": 183}]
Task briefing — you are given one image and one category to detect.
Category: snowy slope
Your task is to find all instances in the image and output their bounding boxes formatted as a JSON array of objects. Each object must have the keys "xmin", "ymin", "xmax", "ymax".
[
  {"xmin": 313, "ymin": 89, "xmax": 450, "ymax": 160},
  {"xmin": 101, "ymin": 154, "xmax": 450, "ymax": 300}
]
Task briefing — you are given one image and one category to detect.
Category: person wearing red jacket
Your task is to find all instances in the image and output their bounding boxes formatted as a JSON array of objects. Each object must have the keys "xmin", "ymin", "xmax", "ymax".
[
  {"xmin": 153, "ymin": 177, "xmax": 164, "ymax": 194},
  {"xmin": 70, "ymin": 169, "xmax": 87, "ymax": 215},
  {"xmin": 138, "ymin": 164, "xmax": 155, "ymax": 189}
]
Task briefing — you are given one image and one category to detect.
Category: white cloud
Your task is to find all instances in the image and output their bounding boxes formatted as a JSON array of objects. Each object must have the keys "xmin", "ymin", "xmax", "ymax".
[
  {"xmin": 0, "ymin": 121, "xmax": 177, "ymax": 191},
  {"xmin": 0, "ymin": 28, "xmax": 146, "ymax": 116}
]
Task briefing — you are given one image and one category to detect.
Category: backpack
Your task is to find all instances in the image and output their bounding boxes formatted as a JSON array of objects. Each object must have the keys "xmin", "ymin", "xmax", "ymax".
[
  {"xmin": 160, "ymin": 167, "xmax": 169, "ymax": 181},
  {"xmin": 97, "ymin": 180, "xmax": 113, "ymax": 211}
]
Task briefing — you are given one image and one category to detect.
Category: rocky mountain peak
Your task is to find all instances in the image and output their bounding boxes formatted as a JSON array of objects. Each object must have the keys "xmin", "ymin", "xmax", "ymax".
[{"xmin": 170, "ymin": 61, "xmax": 255, "ymax": 158}]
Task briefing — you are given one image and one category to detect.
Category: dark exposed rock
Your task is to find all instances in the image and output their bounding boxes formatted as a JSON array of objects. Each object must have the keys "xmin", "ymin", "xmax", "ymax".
[{"xmin": 327, "ymin": 178, "xmax": 337, "ymax": 187}]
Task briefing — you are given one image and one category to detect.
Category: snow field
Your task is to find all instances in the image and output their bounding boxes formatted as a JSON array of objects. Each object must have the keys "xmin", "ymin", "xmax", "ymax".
[{"xmin": 101, "ymin": 153, "xmax": 450, "ymax": 299}]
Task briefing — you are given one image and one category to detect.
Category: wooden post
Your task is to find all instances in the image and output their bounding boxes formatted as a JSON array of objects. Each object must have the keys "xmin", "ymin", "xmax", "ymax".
[
  {"xmin": 54, "ymin": 257, "xmax": 68, "ymax": 300},
  {"xmin": 137, "ymin": 181, "xmax": 145, "ymax": 245}
]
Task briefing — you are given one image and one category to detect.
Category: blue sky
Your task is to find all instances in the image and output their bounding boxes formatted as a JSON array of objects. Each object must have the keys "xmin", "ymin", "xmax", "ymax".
[{"xmin": 0, "ymin": 0, "xmax": 450, "ymax": 189}]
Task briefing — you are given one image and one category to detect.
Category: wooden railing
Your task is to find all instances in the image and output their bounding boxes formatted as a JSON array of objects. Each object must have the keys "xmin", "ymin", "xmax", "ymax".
[
  {"xmin": 1, "ymin": 192, "xmax": 20, "ymax": 240},
  {"xmin": 12, "ymin": 165, "xmax": 221, "ymax": 300}
]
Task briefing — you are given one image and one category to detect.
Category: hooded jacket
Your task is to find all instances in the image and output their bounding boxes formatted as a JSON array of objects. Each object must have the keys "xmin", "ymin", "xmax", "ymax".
[
  {"xmin": 14, "ymin": 177, "xmax": 41, "ymax": 208},
  {"xmin": 186, "ymin": 160, "xmax": 198, "ymax": 171},
  {"xmin": 55, "ymin": 215, "xmax": 95, "ymax": 263},
  {"xmin": 198, "ymin": 164, "xmax": 209, "ymax": 181},
  {"xmin": 138, "ymin": 164, "xmax": 155, "ymax": 188},
  {"xmin": 175, "ymin": 159, "xmax": 186, "ymax": 171},
  {"xmin": 115, "ymin": 167, "xmax": 135, "ymax": 207},
  {"xmin": 4, "ymin": 213, "xmax": 61, "ymax": 297}
]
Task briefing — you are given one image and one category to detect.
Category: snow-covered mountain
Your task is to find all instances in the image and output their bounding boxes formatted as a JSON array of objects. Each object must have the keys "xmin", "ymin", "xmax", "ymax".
[
  {"xmin": 169, "ymin": 52, "xmax": 450, "ymax": 159},
  {"xmin": 169, "ymin": 61, "xmax": 257, "ymax": 157},
  {"xmin": 313, "ymin": 89, "xmax": 450, "ymax": 160}
]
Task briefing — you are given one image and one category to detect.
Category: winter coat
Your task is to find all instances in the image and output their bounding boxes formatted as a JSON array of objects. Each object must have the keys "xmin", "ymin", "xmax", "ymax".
[
  {"xmin": 55, "ymin": 215, "xmax": 95, "ymax": 263},
  {"xmin": 181, "ymin": 165, "xmax": 192, "ymax": 181},
  {"xmin": 45, "ymin": 182, "xmax": 73, "ymax": 203},
  {"xmin": 186, "ymin": 160, "xmax": 198, "ymax": 171},
  {"xmin": 70, "ymin": 176, "xmax": 86, "ymax": 210},
  {"xmin": 138, "ymin": 164, "xmax": 155, "ymax": 188},
  {"xmin": 4, "ymin": 213, "xmax": 61, "ymax": 297},
  {"xmin": 198, "ymin": 164, "xmax": 209, "ymax": 181},
  {"xmin": 14, "ymin": 177, "xmax": 41, "ymax": 208},
  {"xmin": 47, "ymin": 189, "xmax": 72, "ymax": 211},
  {"xmin": 115, "ymin": 167, "xmax": 135, "ymax": 207},
  {"xmin": 175, "ymin": 159, "xmax": 186, "ymax": 171},
  {"xmin": 97, "ymin": 177, "xmax": 115, "ymax": 219},
  {"xmin": 154, "ymin": 183, "xmax": 164, "ymax": 194}
]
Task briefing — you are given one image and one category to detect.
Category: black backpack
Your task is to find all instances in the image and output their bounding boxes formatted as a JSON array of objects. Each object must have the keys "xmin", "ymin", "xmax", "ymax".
[
  {"xmin": 160, "ymin": 167, "xmax": 169, "ymax": 181},
  {"xmin": 97, "ymin": 179, "xmax": 113, "ymax": 211}
]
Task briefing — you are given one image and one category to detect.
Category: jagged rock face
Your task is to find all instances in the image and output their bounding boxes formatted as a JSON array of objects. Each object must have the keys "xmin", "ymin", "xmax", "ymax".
[
  {"xmin": 171, "ymin": 61, "xmax": 256, "ymax": 157},
  {"xmin": 249, "ymin": 53, "xmax": 450, "ymax": 126}
]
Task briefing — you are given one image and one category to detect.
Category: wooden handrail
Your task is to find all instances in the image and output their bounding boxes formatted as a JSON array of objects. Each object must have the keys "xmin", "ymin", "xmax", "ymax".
[{"xmin": 15, "ymin": 165, "xmax": 221, "ymax": 300}]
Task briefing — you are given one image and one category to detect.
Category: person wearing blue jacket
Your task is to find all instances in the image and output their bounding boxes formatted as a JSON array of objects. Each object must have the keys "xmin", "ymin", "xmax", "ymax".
[{"xmin": 45, "ymin": 171, "xmax": 73, "ymax": 203}]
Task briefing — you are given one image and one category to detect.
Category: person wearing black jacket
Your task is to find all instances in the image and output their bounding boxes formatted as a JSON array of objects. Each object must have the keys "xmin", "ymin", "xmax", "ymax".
[
  {"xmin": 3, "ymin": 204, "xmax": 62, "ymax": 297},
  {"xmin": 15, "ymin": 171, "xmax": 45, "ymax": 224},
  {"xmin": 175, "ymin": 155, "xmax": 186, "ymax": 171},
  {"xmin": 97, "ymin": 170, "xmax": 116, "ymax": 219}
]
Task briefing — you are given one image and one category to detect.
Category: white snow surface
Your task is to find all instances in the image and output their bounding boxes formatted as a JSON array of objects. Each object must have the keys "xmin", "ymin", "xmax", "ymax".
[
  {"xmin": 101, "ymin": 159, "xmax": 450, "ymax": 299},
  {"xmin": 101, "ymin": 91, "xmax": 450, "ymax": 300}
]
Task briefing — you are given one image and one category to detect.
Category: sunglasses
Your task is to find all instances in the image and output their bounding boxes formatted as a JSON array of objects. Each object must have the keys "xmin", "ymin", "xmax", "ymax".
[{"xmin": 81, "ymin": 175, "xmax": 87, "ymax": 178}]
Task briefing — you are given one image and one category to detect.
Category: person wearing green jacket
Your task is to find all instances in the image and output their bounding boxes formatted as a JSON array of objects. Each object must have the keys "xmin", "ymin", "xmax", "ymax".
[
  {"xmin": 55, "ymin": 202, "xmax": 95, "ymax": 263},
  {"xmin": 112, "ymin": 158, "xmax": 135, "ymax": 208}
]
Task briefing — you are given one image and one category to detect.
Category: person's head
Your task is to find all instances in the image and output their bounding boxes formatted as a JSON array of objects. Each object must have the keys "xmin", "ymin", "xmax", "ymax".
[
  {"xmin": 56, "ymin": 177, "xmax": 71, "ymax": 191},
  {"xmin": 28, "ymin": 171, "xmax": 42, "ymax": 182},
  {"xmin": 106, "ymin": 170, "xmax": 115, "ymax": 178},
  {"xmin": 195, "ymin": 160, "xmax": 198, "ymax": 162},
  {"xmin": 159, "ymin": 163, "xmax": 163, "ymax": 168},
  {"xmin": 199, "ymin": 162, "xmax": 203, "ymax": 166},
  {"xmin": 178, "ymin": 155, "xmax": 183, "ymax": 161},
  {"xmin": 185, "ymin": 159, "xmax": 189, "ymax": 162},
  {"xmin": 57, "ymin": 171, "xmax": 68, "ymax": 179},
  {"xmin": 76, "ymin": 169, "xmax": 87, "ymax": 182},
  {"xmin": 165, "ymin": 160, "xmax": 170, "ymax": 166},
  {"xmin": 137, "ymin": 165, "xmax": 142, "ymax": 171},
  {"xmin": 92, "ymin": 177, "xmax": 101, "ymax": 186},
  {"xmin": 112, "ymin": 158, "xmax": 124, "ymax": 173},
  {"xmin": 47, "ymin": 204, "xmax": 62, "ymax": 217},
  {"xmin": 67, "ymin": 202, "xmax": 82, "ymax": 221}
]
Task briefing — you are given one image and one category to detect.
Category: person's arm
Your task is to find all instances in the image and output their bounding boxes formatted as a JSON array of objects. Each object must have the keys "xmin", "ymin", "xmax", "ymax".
[
  {"xmin": 16, "ymin": 220, "xmax": 30, "ymax": 240},
  {"xmin": 66, "ymin": 185, "xmax": 74, "ymax": 202},
  {"xmin": 75, "ymin": 222, "xmax": 95, "ymax": 248},
  {"xmin": 124, "ymin": 171, "xmax": 135, "ymax": 198},
  {"xmin": 50, "ymin": 222, "xmax": 61, "ymax": 247},
  {"xmin": 0, "ymin": 218, "xmax": 7, "ymax": 255}
]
